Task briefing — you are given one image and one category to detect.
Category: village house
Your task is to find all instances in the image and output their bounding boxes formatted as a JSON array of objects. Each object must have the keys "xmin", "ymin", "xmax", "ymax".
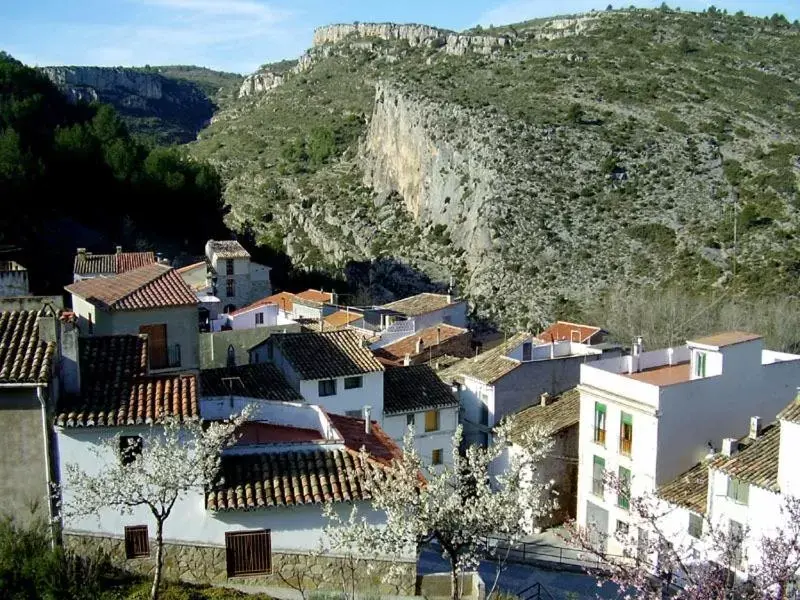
[
  {"xmin": 269, "ymin": 330, "xmax": 385, "ymax": 419},
  {"xmin": 0, "ymin": 260, "xmax": 30, "ymax": 296},
  {"xmin": 73, "ymin": 247, "xmax": 156, "ymax": 281},
  {"xmin": 0, "ymin": 306, "xmax": 61, "ymax": 525},
  {"xmin": 439, "ymin": 333, "xmax": 607, "ymax": 447},
  {"xmin": 198, "ymin": 324, "xmax": 303, "ymax": 369},
  {"xmin": 215, "ymin": 290, "xmax": 338, "ymax": 333},
  {"xmin": 373, "ymin": 323, "xmax": 472, "ymax": 367},
  {"xmin": 493, "ymin": 388, "xmax": 581, "ymax": 527},
  {"xmin": 65, "ymin": 263, "xmax": 200, "ymax": 371},
  {"xmin": 577, "ymin": 332, "xmax": 800, "ymax": 555},
  {"xmin": 381, "ymin": 365, "xmax": 460, "ymax": 467},
  {"xmin": 54, "ymin": 334, "xmax": 414, "ymax": 593}
]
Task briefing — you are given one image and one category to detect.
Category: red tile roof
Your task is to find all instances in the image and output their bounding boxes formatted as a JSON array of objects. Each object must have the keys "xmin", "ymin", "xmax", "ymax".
[
  {"xmin": 324, "ymin": 310, "xmax": 362, "ymax": 327},
  {"xmin": 328, "ymin": 413, "xmax": 402, "ymax": 464},
  {"xmin": 0, "ymin": 309, "xmax": 56, "ymax": 383},
  {"xmin": 55, "ymin": 334, "xmax": 199, "ymax": 427},
  {"xmin": 374, "ymin": 324, "xmax": 470, "ymax": 365},
  {"xmin": 296, "ymin": 289, "xmax": 333, "ymax": 304},
  {"xmin": 66, "ymin": 264, "xmax": 197, "ymax": 311},
  {"xmin": 231, "ymin": 291, "xmax": 295, "ymax": 317},
  {"xmin": 689, "ymin": 331, "xmax": 762, "ymax": 349},
  {"xmin": 538, "ymin": 321, "xmax": 602, "ymax": 344},
  {"xmin": 74, "ymin": 251, "xmax": 155, "ymax": 275}
]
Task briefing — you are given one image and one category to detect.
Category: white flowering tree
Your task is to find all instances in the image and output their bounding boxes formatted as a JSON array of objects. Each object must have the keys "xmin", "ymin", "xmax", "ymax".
[
  {"xmin": 567, "ymin": 473, "xmax": 800, "ymax": 600},
  {"xmin": 61, "ymin": 412, "xmax": 249, "ymax": 600},
  {"xmin": 323, "ymin": 420, "xmax": 554, "ymax": 600}
]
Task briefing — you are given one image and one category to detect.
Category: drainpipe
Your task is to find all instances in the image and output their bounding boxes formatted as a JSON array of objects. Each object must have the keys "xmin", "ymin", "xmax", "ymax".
[{"xmin": 36, "ymin": 385, "xmax": 58, "ymax": 549}]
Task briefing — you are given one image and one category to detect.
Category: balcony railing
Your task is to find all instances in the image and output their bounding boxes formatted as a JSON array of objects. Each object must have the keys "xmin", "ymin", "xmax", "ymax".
[
  {"xmin": 620, "ymin": 437, "xmax": 632, "ymax": 457},
  {"xmin": 594, "ymin": 428, "xmax": 606, "ymax": 445},
  {"xmin": 151, "ymin": 344, "xmax": 181, "ymax": 370}
]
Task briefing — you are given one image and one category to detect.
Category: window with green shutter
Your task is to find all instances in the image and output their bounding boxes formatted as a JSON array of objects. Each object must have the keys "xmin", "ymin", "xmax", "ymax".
[
  {"xmin": 620, "ymin": 412, "xmax": 633, "ymax": 456},
  {"xmin": 592, "ymin": 455, "xmax": 605, "ymax": 497},
  {"xmin": 618, "ymin": 466, "xmax": 631, "ymax": 510},
  {"xmin": 726, "ymin": 477, "xmax": 749, "ymax": 505},
  {"xmin": 695, "ymin": 352, "xmax": 707, "ymax": 377},
  {"xmin": 688, "ymin": 513, "xmax": 703, "ymax": 539},
  {"xmin": 594, "ymin": 403, "xmax": 607, "ymax": 445}
]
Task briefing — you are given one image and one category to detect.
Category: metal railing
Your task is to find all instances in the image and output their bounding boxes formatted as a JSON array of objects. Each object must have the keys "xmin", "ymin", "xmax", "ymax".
[
  {"xmin": 516, "ymin": 581, "xmax": 554, "ymax": 600},
  {"xmin": 620, "ymin": 437, "xmax": 632, "ymax": 456},
  {"xmin": 594, "ymin": 428, "xmax": 606, "ymax": 445}
]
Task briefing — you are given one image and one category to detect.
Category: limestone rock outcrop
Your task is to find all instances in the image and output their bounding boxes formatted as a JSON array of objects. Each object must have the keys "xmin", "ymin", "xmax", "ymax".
[{"xmin": 41, "ymin": 66, "xmax": 164, "ymax": 100}]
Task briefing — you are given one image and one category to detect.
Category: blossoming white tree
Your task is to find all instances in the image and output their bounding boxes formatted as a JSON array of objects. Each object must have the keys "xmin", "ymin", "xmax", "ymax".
[
  {"xmin": 61, "ymin": 413, "xmax": 249, "ymax": 600},
  {"xmin": 323, "ymin": 420, "xmax": 554, "ymax": 600},
  {"xmin": 567, "ymin": 473, "xmax": 800, "ymax": 600}
]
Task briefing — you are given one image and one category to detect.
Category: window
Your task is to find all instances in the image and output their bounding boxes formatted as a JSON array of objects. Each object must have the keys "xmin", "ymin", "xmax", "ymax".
[
  {"xmin": 119, "ymin": 436, "xmax": 143, "ymax": 466},
  {"xmin": 226, "ymin": 344, "xmax": 236, "ymax": 368},
  {"xmin": 636, "ymin": 528, "xmax": 648, "ymax": 563},
  {"xmin": 344, "ymin": 376, "xmax": 363, "ymax": 390},
  {"xmin": 729, "ymin": 520, "xmax": 744, "ymax": 567},
  {"xmin": 406, "ymin": 413, "xmax": 415, "ymax": 428},
  {"xmin": 139, "ymin": 323, "xmax": 168, "ymax": 369},
  {"xmin": 479, "ymin": 403, "xmax": 489, "ymax": 426},
  {"xmin": 594, "ymin": 402, "xmax": 607, "ymax": 445},
  {"xmin": 620, "ymin": 412, "xmax": 633, "ymax": 457},
  {"xmin": 431, "ymin": 449, "xmax": 443, "ymax": 465},
  {"xmin": 618, "ymin": 466, "xmax": 631, "ymax": 510},
  {"xmin": 727, "ymin": 477, "xmax": 749, "ymax": 505},
  {"xmin": 425, "ymin": 409, "xmax": 440, "ymax": 432},
  {"xmin": 592, "ymin": 455, "xmax": 605, "ymax": 498},
  {"xmin": 226, "ymin": 278, "xmax": 235, "ymax": 298},
  {"xmin": 318, "ymin": 379, "xmax": 336, "ymax": 397},
  {"xmin": 688, "ymin": 513, "xmax": 703, "ymax": 539},
  {"xmin": 255, "ymin": 312, "xmax": 264, "ymax": 325},
  {"xmin": 225, "ymin": 530, "xmax": 271, "ymax": 577},
  {"xmin": 695, "ymin": 351, "xmax": 707, "ymax": 377},
  {"xmin": 522, "ymin": 341, "xmax": 532, "ymax": 361},
  {"xmin": 226, "ymin": 259, "xmax": 234, "ymax": 275},
  {"xmin": 124, "ymin": 525, "xmax": 150, "ymax": 559},
  {"xmin": 616, "ymin": 520, "xmax": 629, "ymax": 536}
]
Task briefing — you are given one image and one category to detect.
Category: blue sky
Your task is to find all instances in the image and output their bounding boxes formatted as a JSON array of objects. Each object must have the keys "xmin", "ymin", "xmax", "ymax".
[{"xmin": 2, "ymin": 0, "xmax": 798, "ymax": 74}]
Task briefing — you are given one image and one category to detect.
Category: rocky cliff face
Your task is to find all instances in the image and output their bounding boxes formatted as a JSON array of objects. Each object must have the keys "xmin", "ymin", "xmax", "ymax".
[
  {"xmin": 312, "ymin": 23, "xmax": 447, "ymax": 48},
  {"xmin": 42, "ymin": 66, "xmax": 164, "ymax": 101}
]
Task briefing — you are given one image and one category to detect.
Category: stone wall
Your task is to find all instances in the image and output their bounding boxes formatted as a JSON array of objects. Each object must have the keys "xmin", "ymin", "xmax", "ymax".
[{"xmin": 64, "ymin": 533, "xmax": 416, "ymax": 595}]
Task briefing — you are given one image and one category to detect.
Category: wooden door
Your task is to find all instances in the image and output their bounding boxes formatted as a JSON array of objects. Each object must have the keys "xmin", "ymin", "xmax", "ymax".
[{"xmin": 139, "ymin": 324, "xmax": 167, "ymax": 368}]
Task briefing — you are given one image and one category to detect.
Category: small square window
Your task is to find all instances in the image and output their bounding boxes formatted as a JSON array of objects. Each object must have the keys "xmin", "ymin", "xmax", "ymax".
[
  {"xmin": 688, "ymin": 513, "xmax": 703, "ymax": 539},
  {"xmin": 479, "ymin": 403, "xmax": 489, "ymax": 426},
  {"xmin": 344, "ymin": 376, "xmax": 363, "ymax": 390},
  {"xmin": 431, "ymin": 449, "xmax": 443, "ymax": 465},
  {"xmin": 226, "ymin": 278, "xmax": 235, "ymax": 298},
  {"xmin": 616, "ymin": 520, "xmax": 629, "ymax": 536},
  {"xmin": 124, "ymin": 525, "xmax": 150, "ymax": 559},
  {"xmin": 425, "ymin": 409, "xmax": 439, "ymax": 432},
  {"xmin": 406, "ymin": 413, "xmax": 415, "ymax": 428},
  {"xmin": 319, "ymin": 379, "xmax": 337, "ymax": 397},
  {"xmin": 119, "ymin": 436, "xmax": 143, "ymax": 466},
  {"xmin": 255, "ymin": 312, "xmax": 264, "ymax": 325},
  {"xmin": 226, "ymin": 259, "xmax": 234, "ymax": 275}
]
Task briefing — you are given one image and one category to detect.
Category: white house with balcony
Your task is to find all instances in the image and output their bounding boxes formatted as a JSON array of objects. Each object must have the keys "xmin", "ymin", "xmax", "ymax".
[
  {"xmin": 438, "ymin": 333, "xmax": 608, "ymax": 447},
  {"xmin": 65, "ymin": 263, "xmax": 199, "ymax": 371},
  {"xmin": 576, "ymin": 331, "xmax": 800, "ymax": 555}
]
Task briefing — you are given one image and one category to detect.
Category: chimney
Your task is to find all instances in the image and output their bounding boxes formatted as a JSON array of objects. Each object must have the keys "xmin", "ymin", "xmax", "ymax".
[
  {"xmin": 37, "ymin": 314, "xmax": 58, "ymax": 346},
  {"xmin": 415, "ymin": 337, "xmax": 424, "ymax": 354},
  {"xmin": 77, "ymin": 247, "xmax": 86, "ymax": 258},
  {"xmin": 721, "ymin": 437, "xmax": 738, "ymax": 457},
  {"xmin": 446, "ymin": 294, "xmax": 452, "ymax": 304},
  {"xmin": 667, "ymin": 347, "xmax": 674, "ymax": 366},
  {"xmin": 749, "ymin": 416, "xmax": 762, "ymax": 440},
  {"xmin": 403, "ymin": 354, "xmax": 411, "ymax": 366},
  {"xmin": 540, "ymin": 392, "xmax": 551, "ymax": 407},
  {"xmin": 60, "ymin": 319, "xmax": 81, "ymax": 395},
  {"xmin": 331, "ymin": 291, "xmax": 338, "ymax": 305},
  {"xmin": 436, "ymin": 327, "xmax": 441, "ymax": 345},
  {"xmin": 115, "ymin": 245, "xmax": 122, "ymax": 254},
  {"xmin": 362, "ymin": 405, "xmax": 372, "ymax": 434}
]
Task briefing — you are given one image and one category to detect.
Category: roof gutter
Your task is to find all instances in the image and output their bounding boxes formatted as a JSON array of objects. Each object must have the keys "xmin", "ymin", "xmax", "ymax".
[
  {"xmin": 36, "ymin": 385, "xmax": 59, "ymax": 549},
  {"xmin": 0, "ymin": 382, "xmax": 47, "ymax": 387}
]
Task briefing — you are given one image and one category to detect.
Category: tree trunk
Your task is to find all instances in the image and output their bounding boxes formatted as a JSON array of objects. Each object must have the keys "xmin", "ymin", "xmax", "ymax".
[
  {"xmin": 150, "ymin": 519, "xmax": 165, "ymax": 600},
  {"xmin": 450, "ymin": 561, "xmax": 460, "ymax": 600}
]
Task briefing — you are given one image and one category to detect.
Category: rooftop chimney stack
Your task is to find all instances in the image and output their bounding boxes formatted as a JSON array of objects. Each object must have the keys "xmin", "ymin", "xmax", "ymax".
[
  {"xmin": 540, "ymin": 392, "xmax": 551, "ymax": 407},
  {"xmin": 436, "ymin": 326, "xmax": 441, "ymax": 345},
  {"xmin": 363, "ymin": 405, "xmax": 372, "ymax": 434},
  {"xmin": 403, "ymin": 354, "xmax": 411, "ymax": 367},
  {"xmin": 416, "ymin": 338, "xmax": 424, "ymax": 354},
  {"xmin": 749, "ymin": 416, "xmax": 763, "ymax": 440},
  {"xmin": 116, "ymin": 245, "xmax": 122, "ymax": 254},
  {"xmin": 721, "ymin": 437, "xmax": 738, "ymax": 457},
  {"xmin": 77, "ymin": 247, "xmax": 86, "ymax": 258}
]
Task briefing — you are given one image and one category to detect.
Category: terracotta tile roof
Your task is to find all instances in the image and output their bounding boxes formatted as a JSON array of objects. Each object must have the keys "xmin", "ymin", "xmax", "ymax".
[
  {"xmin": 0, "ymin": 309, "xmax": 56, "ymax": 383},
  {"xmin": 382, "ymin": 293, "xmax": 458, "ymax": 317},
  {"xmin": 207, "ymin": 449, "xmax": 369, "ymax": 511},
  {"xmin": 236, "ymin": 422, "xmax": 323, "ymax": 444},
  {"xmin": 232, "ymin": 291, "xmax": 296, "ymax": 317},
  {"xmin": 374, "ymin": 324, "xmax": 470, "ymax": 365},
  {"xmin": 688, "ymin": 331, "xmax": 762, "ymax": 349},
  {"xmin": 324, "ymin": 310, "xmax": 362, "ymax": 328},
  {"xmin": 200, "ymin": 363, "xmax": 303, "ymax": 401},
  {"xmin": 383, "ymin": 365, "xmax": 459, "ymax": 415},
  {"xmin": 778, "ymin": 397, "xmax": 800, "ymax": 424},
  {"xmin": 328, "ymin": 413, "xmax": 403, "ymax": 463},
  {"xmin": 507, "ymin": 388, "xmax": 580, "ymax": 443},
  {"xmin": 66, "ymin": 264, "xmax": 197, "ymax": 311},
  {"xmin": 709, "ymin": 423, "xmax": 781, "ymax": 492},
  {"xmin": 55, "ymin": 335, "xmax": 199, "ymax": 427},
  {"xmin": 207, "ymin": 240, "xmax": 250, "ymax": 259},
  {"xmin": 658, "ymin": 461, "xmax": 709, "ymax": 515},
  {"xmin": 273, "ymin": 330, "xmax": 384, "ymax": 380},
  {"xmin": 73, "ymin": 251, "xmax": 155, "ymax": 275},
  {"xmin": 538, "ymin": 321, "xmax": 602, "ymax": 344},
  {"xmin": 296, "ymin": 289, "xmax": 333, "ymax": 304},
  {"xmin": 439, "ymin": 333, "xmax": 530, "ymax": 384},
  {"xmin": 625, "ymin": 362, "xmax": 691, "ymax": 386}
]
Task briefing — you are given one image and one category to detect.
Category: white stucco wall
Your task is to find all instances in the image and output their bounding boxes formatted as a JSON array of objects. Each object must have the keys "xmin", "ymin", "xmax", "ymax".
[
  {"xmin": 411, "ymin": 301, "xmax": 468, "ymax": 331},
  {"xmin": 298, "ymin": 372, "xmax": 384, "ymax": 422},
  {"xmin": 230, "ymin": 303, "xmax": 278, "ymax": 330},
  {"xmin": 382, "ymin": 406, "xmax": 459, "ymax": 467},
  {"xmin": 56, "ymin": 427, "xmax": 407, "ymax": 560},
  {"xmin": 778, "ymin": 420, "xmax": 800, "ymax": 496}
]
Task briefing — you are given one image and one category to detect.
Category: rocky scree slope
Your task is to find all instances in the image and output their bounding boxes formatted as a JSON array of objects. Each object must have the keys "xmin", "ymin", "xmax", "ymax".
[
  {"xmin": 42, "ymin": 65, "xmax": 242, "ymax": 144},
  {"xmin": 191, "ymin": 10, "xmax": 800, "ymax": 328}
]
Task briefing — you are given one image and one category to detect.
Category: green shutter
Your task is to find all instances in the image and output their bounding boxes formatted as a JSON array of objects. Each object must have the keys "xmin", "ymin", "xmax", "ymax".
[
  {"xmin": 727, "ymin": 476, "xmax": 735, "ymax": 499},
  {"xmin": 596, "ymin": 402, "xmax": 606, "ymax": 414},
  {"xmin": 594, "ymin": 455, "xmax": 605, "ymax": 467},
  {"xmin": 621, "ymin": 412, "xmax": 633, "ymax": 425},
  {"xmin": 739, "ymin": 482, "xmax": 749, "ymax": 505}
]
